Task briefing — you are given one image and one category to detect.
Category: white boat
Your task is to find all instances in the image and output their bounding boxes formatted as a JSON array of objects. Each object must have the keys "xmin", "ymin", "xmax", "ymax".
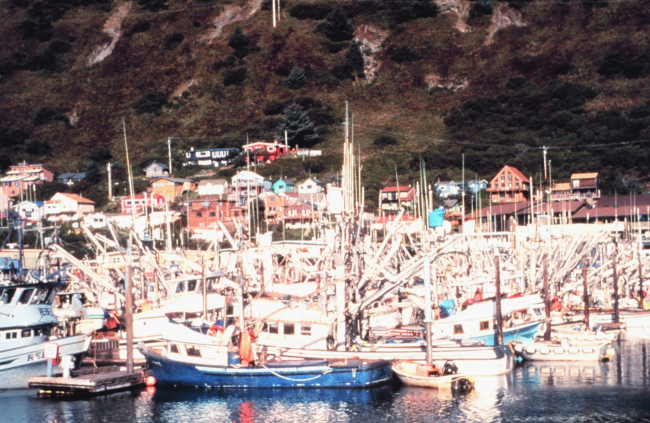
[
  {"xmin": 589, "ymin": 309, "xmax": 650, "ymax": 337},
  {"xmin": 551, "ymin": 323, "xmax": 620, "ymax": 342},
  {"xmin": 0, "ymin": 280, "xmax": 93, "ymax": 389},
  {"xmin": 512, "ymin": 341, "xmax": 610, "ymax": 362},
  {"xmin": 392, "ymin": 360, "xmax": 474, "ymax": 392}
]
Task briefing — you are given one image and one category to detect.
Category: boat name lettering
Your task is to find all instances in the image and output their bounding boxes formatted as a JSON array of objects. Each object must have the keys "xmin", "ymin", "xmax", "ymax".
[{"xmin": 27, "ymin": 351, "xmax": 44, "ymax": 362}]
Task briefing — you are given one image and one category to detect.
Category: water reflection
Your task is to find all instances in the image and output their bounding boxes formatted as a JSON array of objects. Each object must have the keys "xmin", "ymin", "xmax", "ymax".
[{"xmin": 1, "ymin": 339, "xmax": 649, "ymax": 423}]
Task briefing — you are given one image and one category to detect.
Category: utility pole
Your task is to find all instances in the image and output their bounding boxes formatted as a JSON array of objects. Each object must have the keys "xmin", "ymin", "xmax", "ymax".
[
  {"xmin": 107, "ymin": 162, "xmax": 112, "ymax": 200},
  {"xmin": 167, "ymin": 137, "xmax": 173, "ymax": 177},
  {"xmin": 272, "ymin": 0, "xmax": 276, "ymax": 27}
]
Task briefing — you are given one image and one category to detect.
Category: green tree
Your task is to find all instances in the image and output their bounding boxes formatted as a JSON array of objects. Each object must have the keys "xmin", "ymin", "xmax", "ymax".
[
  {"xmin": 228, "ymin": 26, "xmax": 249, "ymax": 58},
  {"xmin": 470, "ymin": 0, "xmax": 493, "ymax": 17},
  {"xmin": 320, "ymin": 6, "xmax": 354, "ymax": 42},
  {"xmin": 286, "ymin": 66, "xmax": 307, "ymax": 89},
  {"xmin": 278, "ymin": 103, "xmax": 318, "ymax": 148},
  {"xmin": 85, "ymin": 160, "xmax": 102, "ymax": 185},
  {"xmin": 345, "ymin": 41, "xmax": 365, "ymax": 77}
]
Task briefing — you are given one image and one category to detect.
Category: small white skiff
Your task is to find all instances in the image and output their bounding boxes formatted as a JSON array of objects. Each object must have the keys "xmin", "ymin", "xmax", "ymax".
[
  {"xmin": 513, "ymin": 341, "xmax": 610, "ymax": 362},
  {"xmin": 392, "ymin": 361, "xmax": 474, "ymax": 392}
]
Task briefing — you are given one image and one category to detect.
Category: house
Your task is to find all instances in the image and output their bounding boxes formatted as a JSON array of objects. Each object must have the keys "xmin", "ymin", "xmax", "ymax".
[
  {"xmin": 434, "ymin": 181, "xmax": 460, "ymax": 199},
  {"xmin": 462, "ymin": 180, "xmax": 488, "ymax": 194},
  {"xmin": 83, "ymin": 213, "xmax": 108, "ymax": 229},
  {"xmin": 121, "ymin": 193, "xmax": 164, "ymax": 214},
  {"xmin": 187, "ymin": 195, "xmax": 232, "ymax": 233},
  {"xmin": 197, "ymin": 179, "xmax": 229, "ymax": 196},
  {"xmin": 185, "ymin": 147, "xmax": 240, "ymax": 167},
  {"xmin": 14, "ymin": 201, "xmax": 44, "ymax": 224},
  {"xmin": 378, "ymin": 186, "xmax": 416, "ymax": 215},
  {"xmin": 144, "ymin": 162, "xmax": 169, "ymax": 179},
  {"xmin": 297, "ymin": 178, "xmax": 323, "ymax": 194},
  {"xmin": 284, "ymin": 201, "xmax": 315, "ymax": 228},
  {"xmin": 572, "ymin": 195, "xmax": 650, "ymax": 223},
  {"xmin": 443, "ymin": 199, "xmax": 463, "ymax": 223},
  {"xmin": 0, "ymin": 192, "xmax": 12, "ymax": 219},
  {"xmin": 230, "ymin": 171, "xmax": 272, "ymax": 206},
  {"xmin": 57, "ymin": 173, "xmax": 86, "ymax": 185},
  {"xmin": 263, "ymin": 193, "xmax": 290, "ymax": 225},
  {"xmin": 44, "ymin": 192, "xmax": 95, "ymax": 222},
  {"xmin": 272, "ymin": 178, "xmax": 296, "ymax": 195},
  {"xmin": 570, "ymin": 173, "xmax": 600, "ymax": 200},
  {"xmin": 551, "ymin": 173, "xmax": 600, "ymax": 202},
  {"xmin": 242, "ymin": 141, "xmax": 290, "ymax": 163},
  {"xmin": 487, "ymin": 165, "xmax": 530, "ymax": 204},
  {"xmin": 148, "ymin": 177, "xmax": 197, "ymax": 203},
  {"xmin": 297, "ymin": 192, "xmax": 327, "ymax": 211},
  {"xmin": 0, "ymin": 163, "xmax": 53, "ymax": 198}
]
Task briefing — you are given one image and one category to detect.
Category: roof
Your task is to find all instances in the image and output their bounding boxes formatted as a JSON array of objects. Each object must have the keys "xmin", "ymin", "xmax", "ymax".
[
  {"xmin": 198, "ymin": 179, "xmax": 228, "ymax": 186},
  {"xmin": 435, "ymin": 180, "xmax": 457, "ymax": 186},
  {"xmin": 381, "ymin": 185, "xmax": 414, "ymax": 193},
  {"xmin": 444, "ymin": 199, "xmax": 459, "ymax": 208},
  {"xmin": 520, "ymin": 200, "xmax": 586, "ymax": 215},
  {"xmin": 151, "ymin": 177, "xmax": 195, "ymax": 184},
  {"xmin": 145, "ymin": 162, "xmax": 169, "ymax": 170},
  {"xmin": 55, "ymin": 193, "xmax": 95, "ymax": 204},
  {"xmin": 274, "ymin": 179, "xmax": 295, "ymax": 186},
  {"xmin": 466, "ymin": 201, "xmax": 532, "ymax": 219},
  {"xmin": 376, "ymin": 214, "xmax": 416, "ymax": 223},
  {"xmin": 499, "ymin": 165, "xmax": 530, "ymax": 183},
  {"xmin": 58, "ymin": 172, "xmax": 86, "ymax": 180},
  {"xmin": 571, "ymin": 173, "xmax": 598, "ymax": 180},
  {"xmin": 552, "ymin": 182, "xmax": 571, "ymax": 191}
]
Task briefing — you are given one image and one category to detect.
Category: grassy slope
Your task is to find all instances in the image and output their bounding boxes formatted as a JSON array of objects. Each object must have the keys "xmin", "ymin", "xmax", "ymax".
[{"xmin": 0, "ymin": 0, "xmax": 649, "ymax": 210}]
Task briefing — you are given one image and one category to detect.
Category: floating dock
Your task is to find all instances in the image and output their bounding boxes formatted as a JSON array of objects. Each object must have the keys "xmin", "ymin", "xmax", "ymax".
[{"xmin": 28, "ymin": 366, "xmax": 147, "ymax": 396}]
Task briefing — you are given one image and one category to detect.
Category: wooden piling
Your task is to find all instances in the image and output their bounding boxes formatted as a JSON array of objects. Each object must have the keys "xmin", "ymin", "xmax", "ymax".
[
  {"xmin": 125, "ymin": 263, "xmax": 134, "ymax": 374},
  {"xmin": 639, "ymin": 247, "xmax": 645, "ymax": 310},
  {"xmin": 613, "ymin": 250, "xmax": 620, "ymax": 323}
]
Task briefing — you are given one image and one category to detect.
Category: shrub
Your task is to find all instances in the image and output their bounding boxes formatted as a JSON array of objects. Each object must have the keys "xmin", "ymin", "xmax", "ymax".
[
  {"xmin": 165, "ymin": 33, "xmax": 184, "ymax": 50},
  {"xmin": 228, "ymin": 26, "xmax": 249, "ymax": 50},
  {"xmin": 33, "ymin": 107, "xmax": 70, "ymax": 126},
  {"xmin": 129, "ymin": 21, "xmax": 151, "ymax": 34},
  {"xmin": 134, "ymin": 92, "xmax": 168, "ymax": 115},
  {"xmin": 25, "ymin": 139, "xmax": 51, "ymax": 156},
  {"xmin": 389, "ymin": 0, "xmax": 439, "ymax": 28},
  {"xmin": 390, "ymin": 46, "xmax": 422, "ymax": 64},
  {"xmin": 264, "ymin": 102, "xmax": 285, "ymax": 115},
  {"xmin": 137, "ymin": 0, "xmax": 168, "ymax": 12},
  {"xmin": 223, "ymin": 67, "xmax": 247, "ymax": 86},
  {"xmin": 373, "ymin": 136, "xmax": 398, "ymax": 146},
  {"xmin": 290, "ymin": 4, "xmax": 333, "ymax": 20},
  {"xmin": 470, "ymin": 0, "xmax": 493, "ymax": 18},
  {"xmin": 345, "ymin": 41, "xmax": 365, "ymax": 76},
  {"xmin": 0, "ymin": 128, "xmax": 29, "ymax": 147}
]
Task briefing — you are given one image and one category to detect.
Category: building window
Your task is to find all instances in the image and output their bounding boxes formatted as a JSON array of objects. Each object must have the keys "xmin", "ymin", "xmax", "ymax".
[
  {"xmin": 501, "ymin": 176, "xmax": 504, "ymax": 181},
  {"xmin": 269, "ymin": 323, "xmax": 278, "ymax": 334},
  {"xmin": 516, "ymin": 182, "xmax": 520, "ymax": 188},
  {"xmin": 300, "ymin": 325, "xmax": 311, "ymax": 336},
  {"xmin": 480, "ymin": 321, "xmax": 489, "ymax": 331},
  {"xmin": 508, "ymin": 175, "xmax": 512, "ymax": 181},
  {"xmin": 196, "ymin": 212, "xmax": 202, "ymax": 217},
  {"xmin": 209, "ymin": 212, "xmax": 216, "ymax": 217},
  {"xmin": 453, "ymin": 324, "xmax": 464, "ymax": 335}
]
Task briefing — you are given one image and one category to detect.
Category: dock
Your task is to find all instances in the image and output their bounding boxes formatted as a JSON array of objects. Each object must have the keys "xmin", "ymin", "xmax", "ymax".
[{"xmin": 28, "ymin": 366, "xmax": 148, "ymax": 396}]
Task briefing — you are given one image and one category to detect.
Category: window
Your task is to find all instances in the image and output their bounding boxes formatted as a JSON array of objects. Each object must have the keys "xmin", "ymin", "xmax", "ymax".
[
  {"xmin": 479, "ymin": 321, "xmax": 489, "ymax": 331},
  {"xmin": 18, "ymin": 289, "xmax": 35, "ymax": 305},
  {"xmin": 284, "ymin": 323, "xmax": 295, "ymax": 336},
  {"xmin": 0, "ymin": 289, "xmax": 16, "ymax": 304},
  {"xmin": 269, "ymin": 323, "xmax": 279, "ymax": 334},
  {"xmin": 209, "ymin": 212, "xmax": 216, "ymax": 217},
  {"xmin": 508, "ymin": 175, "xmax": 512, "ymax": 181},
  {"xmin": 453, "ymin": 324, "xmax": 464, "ymax": 335},
  {"xmin": 300, "ymin": 325, "xmax": 312, "ymax": 336},
  {"xmin": 21, "ymin": 329, "xmax": 31, "ymax": 338},
  {"xmin": 501, "ymin": 176, "xmax": 504, "ymax": 181},
  {"xmin": 516, "ymin": 182, "xmax": 520, "ymax": 188},
  {"xmin": 186, "ymin": 345, "xmax": 202, "ymax": 357},
  {"xmin": 196, "ymin": 212, "xmax": 203, "ymax": 217},
  {"xmin": 187, "ymin": 280, "xmax": 197, "ymax": 292},
  {"xmin": 34, "ymin": 328, "xmax": 42, "ymax": 337},
  {"xmin": 170, "ymin": 344, "xmax": 180, "ymax": 354}
]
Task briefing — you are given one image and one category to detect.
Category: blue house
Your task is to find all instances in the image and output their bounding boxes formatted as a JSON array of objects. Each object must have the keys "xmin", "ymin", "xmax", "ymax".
[
  {"xmin": 463, "ymin": 180, "xmax": 488, "ymax": 194},
  {"xmin": 57, "ymin": 173, "xmax": 86, "ymax": 186},
  {"xmin": 434, "ymin": 181, "xmax": 460, "ymax": 198},
  {"xmin": 272, "ymin": 178, "xmax": 296, "ymax": 195}
]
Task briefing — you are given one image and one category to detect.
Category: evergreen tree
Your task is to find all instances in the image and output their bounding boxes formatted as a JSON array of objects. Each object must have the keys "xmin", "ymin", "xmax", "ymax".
[
  {"xmin": 85, "ymin": 161, "xmax": 102, "ymax": 185},
  {"xmin": 278, "ymin": 103, "xmax": 318, "ymax": 147},
  {"xmin": 321, "ymin": 6, "xmax": 354, "ymax": 42},
  {"xmin": 470, "ymin": 0, "xmax": 493, "ymax": 17},
  {"xmin": 345, "ymin": 41, "xmax": 365, "ymax": 76},
  {"xmin": 228, "ymin": 26, "xmax": 249, "ymax": 50},
  {"xmin": 286, "ymin": 66, "xmax": 307, "ymax": 90}
]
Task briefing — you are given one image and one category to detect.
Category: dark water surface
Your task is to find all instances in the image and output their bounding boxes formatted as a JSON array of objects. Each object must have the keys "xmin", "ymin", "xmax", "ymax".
[{"xmin": 2, "ymin": 337, "xmax": 649, "ymax": 423}]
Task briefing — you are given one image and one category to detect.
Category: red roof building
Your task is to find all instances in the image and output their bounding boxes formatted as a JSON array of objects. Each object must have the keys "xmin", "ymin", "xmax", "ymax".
[
  {"xmin": 487, "ymin": 166, "xmax": 530, "ymax": 204},
  {"xmin": 379, "ymin": 185, "xmax": 416, "ymax": 215}
]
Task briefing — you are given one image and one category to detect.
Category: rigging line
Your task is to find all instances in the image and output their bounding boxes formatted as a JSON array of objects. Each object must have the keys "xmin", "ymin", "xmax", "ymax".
[
  {"xmin": 355, "ymin": 125, "xmax": 650, "ymax": 151},
  {"xmin": 0, "ymin": 0, "xmax": 644, "ymax": 24}
]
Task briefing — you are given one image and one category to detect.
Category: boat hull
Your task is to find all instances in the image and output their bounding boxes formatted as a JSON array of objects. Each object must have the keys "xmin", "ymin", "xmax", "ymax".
[
  {"xmin": 392, "ymin": 362, "xmax": 473, "ymax": 390},
  {"xmin": 451, "ymin": 321, "xmax": 543, "ymax": 346},
  {"xmin": 0, "ymin": 332, "xmax": 92, "ymax": 389},
  {"xmin": 513, "ymin": 342, "xmax": 609, "ymax": 362},
  {"xmin": 141, "ymin": 348, "xmax": 393, "ymax": 389}
]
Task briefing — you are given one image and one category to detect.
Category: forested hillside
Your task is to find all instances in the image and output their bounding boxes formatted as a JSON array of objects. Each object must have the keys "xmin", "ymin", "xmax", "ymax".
[{"xmin": 1, "ymin": 0, "xmax": 649, "ymax": 209}]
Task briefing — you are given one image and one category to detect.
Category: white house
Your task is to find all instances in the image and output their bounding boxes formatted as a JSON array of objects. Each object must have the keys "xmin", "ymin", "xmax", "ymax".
[
  {"xmin": 198, "ymin": 179, "xmax": 229, "ymax": 196},
  {"xmin": 230, "ymin": 171, "xmax": 272, "ymax": 206},
  {"xmin": 0, "ymin": 192, "xmax": 12, "ymax": 219},
  {"xmin": 144, "ymin": 162, "xmax": 170, "ymax": 179},
  {"xmin": 297, "ymin": 178, "xmax": 323, "ymax": 194},
  {"xmin": 45, "ymin": 192, "xmax": 95, "ymax": 222},
  {"xmin": 434, "ymin": 181, "xmax": 461, "ymax": 199},
  {"xmin": 14, "ymin": 201, "xmax": 44, "ymax": 223},
  {"xmin": 83, "ymin": 213, "xmax": 107, "ymax": 229}
]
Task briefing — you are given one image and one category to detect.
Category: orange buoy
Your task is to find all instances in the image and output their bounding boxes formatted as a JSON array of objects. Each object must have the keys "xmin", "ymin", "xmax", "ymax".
[{"xmin": 145, "ymin": 376, "xmax": 157, "ymax": 386}]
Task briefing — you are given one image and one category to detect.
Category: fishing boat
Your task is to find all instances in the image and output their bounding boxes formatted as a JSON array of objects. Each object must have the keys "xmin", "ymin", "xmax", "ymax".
[
  {"xmin": 0, "ymin": 280, "xmax": 93, "ymax": 389},
  {"xmin": 138, "ymin": 323, "xmax": 393, "ymax": 389},
  {"xmin": 392, "ymin": 360, "xmax": 474, "ymax": 393},
  {"xmin": 589, "ymin": 309, "xmax": 650, "ymax": 337},
  {"xmin": 551, "ymin": 322, "xmax": 620, "ymax": 342},
  {"xmin": 512, "ymin": 340, "xmax": 610, "ymax": 362}
]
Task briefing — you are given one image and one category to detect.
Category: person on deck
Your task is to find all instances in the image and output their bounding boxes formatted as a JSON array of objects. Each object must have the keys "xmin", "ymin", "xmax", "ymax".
[
  {"xmin": 551, "ymin": 294, "xmax": 562, "ymax": 312},
  {"xmin": 474, "ymin": 288, "xmax": 483, "ymax": 302}
]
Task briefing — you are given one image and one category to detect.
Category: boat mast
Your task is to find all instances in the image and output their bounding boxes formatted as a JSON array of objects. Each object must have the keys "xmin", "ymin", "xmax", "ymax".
[{"xmin": 424, "ymin": 255, "xmax": 432, "ymax": 365}]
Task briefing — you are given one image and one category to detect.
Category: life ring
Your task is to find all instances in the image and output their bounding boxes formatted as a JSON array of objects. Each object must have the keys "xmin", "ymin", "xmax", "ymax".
[{"xmin": 208, "ymin": 325, "xmax": 224, "ymax": 336}]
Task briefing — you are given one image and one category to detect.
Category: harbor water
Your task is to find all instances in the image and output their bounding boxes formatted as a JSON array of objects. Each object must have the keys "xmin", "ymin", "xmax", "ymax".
[{"xmin": 2, "ymin": 337, "xmax": 649, "ymax": 423}]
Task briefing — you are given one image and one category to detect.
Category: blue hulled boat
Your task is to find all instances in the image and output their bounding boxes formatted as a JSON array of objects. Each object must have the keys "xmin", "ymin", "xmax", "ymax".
[{"xmin": 138, "ymin": 323, "xmax": 393, "ymax": 389}]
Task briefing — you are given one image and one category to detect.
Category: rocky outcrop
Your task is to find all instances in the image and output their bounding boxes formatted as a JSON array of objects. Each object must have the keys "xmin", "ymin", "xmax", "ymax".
[
  {"xmin": 172, "ymin": 79, "xmax": 198, "ymax": 97},
  {"xmin": 354, "ymin": 25, "xmax": 388, "ymax": 85},
  {"xmin": 88, "ymin": 2, "xmax": 132, "ymax": 66},
  {"xmin": 200, "ymin": 0, "xmax": 263, "ymax": 44},
  {"xmin": 485, "ymin": 4, "xmax": 525, "ymax": 45},
  {"xmin": 438, "ymin": 0, "xmax": 471, "ymax": 33},
  {"xmin": 426, "ymin": 74, "xmax": 468, "ymax": 92}
]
